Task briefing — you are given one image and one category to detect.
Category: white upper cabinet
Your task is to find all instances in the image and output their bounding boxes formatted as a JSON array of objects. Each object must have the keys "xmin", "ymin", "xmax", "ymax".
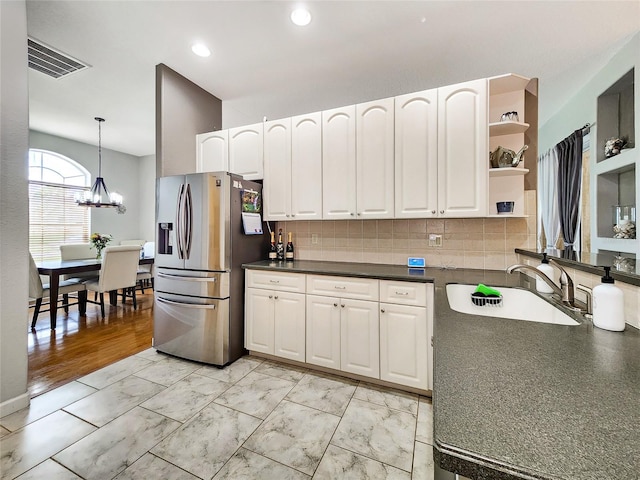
[
  {"xmin": 322, "ymin": 106, "xmax": 357, "ymax": 219},
  {"xmin": 196, "ymin": 130, "xmax": 229, "ymax": 173},
  {"xmin": 356, "ymin": 98, "xmax": 395, "ymax": 219},
  {"xmin": 291, "ymin": 112, "xmax": 323, "ymax": 220},
  {"xmin": 394, "ymin": 89, "xmax": 439, "ymax": 218},
  {"xmin": 437, "ymin": 78, "xmax": 488, "ymax": 217},
  {"xmin": 229, "ymin": 122, "xmax": 264, "ymax": 180},
  {"xmin": 263, "ymin": 118, "xmax": 292, "ymax": 221}
]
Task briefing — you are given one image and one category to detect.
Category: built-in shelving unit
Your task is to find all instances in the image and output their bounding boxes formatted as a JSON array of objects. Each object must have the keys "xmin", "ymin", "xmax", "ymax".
[
  {"xmin": 592, "ymin": 67, "xmax": 638, "ymax": 258},
  {"xmin": 488, "ymin": 73, "xmax": 536, "ymax": 217}
]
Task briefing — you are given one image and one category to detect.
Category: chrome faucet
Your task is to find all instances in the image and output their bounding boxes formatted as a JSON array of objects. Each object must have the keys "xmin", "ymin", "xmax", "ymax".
[{"xmin": 506, "ymin": 259, "xmax": 576, "ymax": 308}]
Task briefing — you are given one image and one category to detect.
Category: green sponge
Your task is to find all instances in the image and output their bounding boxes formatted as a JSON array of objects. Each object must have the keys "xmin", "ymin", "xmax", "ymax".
[{"xmin": 474, "ymin": 283, "xmax": 501, "ymax": 297}]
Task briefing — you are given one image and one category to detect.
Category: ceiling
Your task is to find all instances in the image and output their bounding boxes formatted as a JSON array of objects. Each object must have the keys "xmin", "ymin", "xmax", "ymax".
[{"xmin": 26, "ymin": 1, "xmax": 640, "ymax": 157}]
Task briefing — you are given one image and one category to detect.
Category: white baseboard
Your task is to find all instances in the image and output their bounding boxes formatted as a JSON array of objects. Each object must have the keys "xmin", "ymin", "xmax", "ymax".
[{"xmin": 0, "ymin": 392, "xmax": 30, "ymax": 418}]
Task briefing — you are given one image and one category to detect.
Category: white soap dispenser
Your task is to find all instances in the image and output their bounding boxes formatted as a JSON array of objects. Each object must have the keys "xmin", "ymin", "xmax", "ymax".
[
  {"xmin": 592, "ymin": 266, "xmax": 625, "ymax": 332},
  {"xmin": 536, "ymin": 253, "xmax": 555, "ymax": 294}
]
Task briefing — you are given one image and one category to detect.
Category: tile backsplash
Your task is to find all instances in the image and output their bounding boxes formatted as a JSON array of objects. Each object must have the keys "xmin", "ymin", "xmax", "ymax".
[{"xmin": 276, "ymin": 191, "xmax": 537, "ymax": 271}]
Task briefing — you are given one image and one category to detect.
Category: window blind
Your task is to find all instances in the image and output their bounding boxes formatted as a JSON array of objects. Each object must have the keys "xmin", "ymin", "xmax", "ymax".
[{"xmin": 29, "ymin": 181, "xmax": 90, "ymax": 262}]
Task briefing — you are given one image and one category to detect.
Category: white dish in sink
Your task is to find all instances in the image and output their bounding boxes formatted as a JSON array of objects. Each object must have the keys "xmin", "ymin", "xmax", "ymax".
[{"xmin": 446, "ymin": 284, "xmax": 579, "ymax": 326}]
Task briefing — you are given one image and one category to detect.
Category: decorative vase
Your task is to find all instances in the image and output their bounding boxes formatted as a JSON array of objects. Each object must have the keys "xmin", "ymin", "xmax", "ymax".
[{"xmin": 96, "ymin": 247, "xmax": 103, "ymax": 259}]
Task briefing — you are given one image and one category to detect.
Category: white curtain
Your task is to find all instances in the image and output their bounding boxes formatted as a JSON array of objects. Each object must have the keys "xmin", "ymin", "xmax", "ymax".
[{"xmin": 538, "ymin": 148, "xmax": 561, "ymax": 249}]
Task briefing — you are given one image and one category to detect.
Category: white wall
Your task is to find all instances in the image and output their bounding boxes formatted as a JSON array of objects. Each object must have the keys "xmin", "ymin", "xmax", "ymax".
[
  {"xmin": 29, "ymin": 130, "xmax": 148, "ymax": 245},
  {"xmin": 0, "ymin": 0, "xmax": 30, "ymax": 416},
  {"xmin": 138, "ymin": 154, "xmax": 156, "ymax": 243},
  {"xmin": 539, "ymin": 32, "xmax": 639, "ymax": 152}
]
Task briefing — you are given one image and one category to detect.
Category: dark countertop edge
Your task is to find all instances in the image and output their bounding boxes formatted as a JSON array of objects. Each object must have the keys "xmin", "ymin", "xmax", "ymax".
[
  {"xmin": 515, "ymin": 249, "xmax": 640, "ymax": 287},
  {"xmin": 242, "ymin": 259, "xmax": 436, "ymax": 283},
  {"xmin": 434, "ymin": 442, "xmax": 551, "ymax": 480}
]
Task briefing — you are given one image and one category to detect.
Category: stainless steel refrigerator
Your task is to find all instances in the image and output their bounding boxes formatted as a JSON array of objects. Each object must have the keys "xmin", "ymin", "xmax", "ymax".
[{"xmin": 154, "ymin": 171, "xmax": 268, "ymax": 366}]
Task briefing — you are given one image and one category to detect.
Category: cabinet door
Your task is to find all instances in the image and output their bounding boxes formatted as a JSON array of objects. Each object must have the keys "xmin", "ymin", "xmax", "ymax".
[
  {"xmin": 380, "ymin": 303, "xmax": 428, "ymax": 389},
  {"xmin": 291, "ymin": 112, "xmax": 323, "ymax": 220},
  {"xmin": 394, "ymin": 90, "xmax": 438, "ymax": 218},
  {"xmin": 341, "ymin": 298, "xmax": 380, "ymax": 378},
  {"xmin": 356, "ymin": 98, "xmax": 395, "ymax": 219},
  {"xmin": 245, "ymin": 288, "xmax": 274, "ymax": 354},
  {"xmin": 196, "ymin": 130, "xmax": 229, "ymax": 173},
  {"xmin": 274, "ymin": 291, "xmax": 306, "ymax": 361},
  {"xmin": 438, "ymin": 78, "xmax": 488, "ymax": 217},
  {"xmin": 322, "ymin": 106, "xmax": 357, "ymax": 219},
  {"xmin": 306, "ymin": 295, "xmax": 341, "ymax": 369},
  {"xmin": 264, "ymin": 118, "xmax": 292, "ymax": 221},
  {"xmin": 229, "ymin": 122, "xmax": 264, "ymax": 180}
]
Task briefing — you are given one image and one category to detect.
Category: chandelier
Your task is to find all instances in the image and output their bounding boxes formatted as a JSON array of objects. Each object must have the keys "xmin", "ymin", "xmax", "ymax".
[{"xmin": 75, "ymin": 117, "xmax": 123, "ymax": 208}]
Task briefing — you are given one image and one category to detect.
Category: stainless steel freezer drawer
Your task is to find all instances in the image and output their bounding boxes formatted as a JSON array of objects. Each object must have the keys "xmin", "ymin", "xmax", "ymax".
[
  {"xmin": 155, "ymin": 268, "xmax": 230, "ymax": 298},
  {"xmin": 154, "ymin": 293, "xmax": 230, "ymax": 365}
]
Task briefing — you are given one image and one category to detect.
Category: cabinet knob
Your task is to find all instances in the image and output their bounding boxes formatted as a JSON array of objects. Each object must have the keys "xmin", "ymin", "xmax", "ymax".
[
  {"xmin": 286, "ymin": 214, "xmax": 290, "ymax": 217},
  {"xmin": 291, "ymin": 214, "xmax": 295, "ymax": 217},
  {"xmin": 269, "ymin": 295, "xmax": 273, "ymax": 299},
  {"xmin": 334, "ymin": 303, "xmax": 338, "ymax": 307},
  {"xmin": 381, "ymin": 308, "xmax": 385, "ymax": 313},
  {"xmin": 341, "ymin": 304, "xmax": 345, "ymax": 308},
  {"xmin": 440, "ymin": 210, "xmax": 444, "ymax": 214},
  {"xmin": 357, "ymin": 213, "xmax": 360, "ymax": 216},
  {"xmin": 431, "ymin": 210, "xmax": 436, "ymax": 214},
  {"xmin": 274, "ymin": 296, "xmax": 279, "ymax": 300}
]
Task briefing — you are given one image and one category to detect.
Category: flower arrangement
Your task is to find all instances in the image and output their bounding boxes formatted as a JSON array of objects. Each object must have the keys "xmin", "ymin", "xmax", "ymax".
[{"xmin": 90, "ymin": 232, "xmax": 112, "ymax": 259}]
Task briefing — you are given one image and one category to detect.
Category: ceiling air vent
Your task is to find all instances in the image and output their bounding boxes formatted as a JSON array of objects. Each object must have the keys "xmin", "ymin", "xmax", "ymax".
[{"xmin": 28, "ymin": 37, "xmax": 89, "ymax": 79}]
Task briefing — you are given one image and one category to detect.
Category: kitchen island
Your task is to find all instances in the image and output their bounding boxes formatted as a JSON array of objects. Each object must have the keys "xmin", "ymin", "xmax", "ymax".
[{"xmin": 244, "ymin": 260, "xmax": 640, "ymax": 479}]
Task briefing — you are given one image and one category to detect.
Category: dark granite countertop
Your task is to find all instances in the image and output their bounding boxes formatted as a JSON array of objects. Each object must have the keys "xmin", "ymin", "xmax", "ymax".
[{"xmin": 243, "ymin": 260, "xmax": 640, "ymax": 479}]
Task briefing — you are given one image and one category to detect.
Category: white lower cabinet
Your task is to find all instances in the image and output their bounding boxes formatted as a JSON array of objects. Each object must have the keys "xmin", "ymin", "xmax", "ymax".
[
  {"xmin": 379, "ymin": 303, "xmax": 428, "ymax": 389},
  {"xmin": 340, "ymin": 298, "xmax": 380, "ymax": 378},
  {"xmin": 246, "ymin": 269, "xmax": 432, "ymax": 391},
  {"xmin": 306, "ymin": 295, "xmax": 379, "ymax": 377},
  {"xmin": 306, "ymin": 295, "xmax": 341, "ymax": 369},
  {"xmin": 245, "ymin": 286, "xmax": 305, "ymax": 362}
]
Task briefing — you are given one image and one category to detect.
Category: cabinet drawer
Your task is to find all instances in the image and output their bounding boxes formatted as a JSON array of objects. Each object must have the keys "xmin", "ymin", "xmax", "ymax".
[
  {"xmin": 246, "ymin": 270, "xmax": 306, "ymax": 293},
  {"xmin": 380, "ymin": 280, "xmax": 427, "ymax": 306},
  {"xmin": 306, "ymin": 275, "xmax": 379, "ymax": 301}
]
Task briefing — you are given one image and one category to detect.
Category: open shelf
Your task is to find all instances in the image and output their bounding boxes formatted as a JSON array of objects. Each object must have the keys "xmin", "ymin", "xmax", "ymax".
[
  {"xmin": 489, "ymin": 121, "xmax": 530, "ymax": 136},
  {"xmin": 489, "ymin": 167, "xmax": 530, "ymax": 177},
  {"xmin": 488, "ymin": 73, "xmax": 531, "ymax": 95},
  {"xmin": 596, "ymin": 68, "xmax": 635, "ymax": 163}
]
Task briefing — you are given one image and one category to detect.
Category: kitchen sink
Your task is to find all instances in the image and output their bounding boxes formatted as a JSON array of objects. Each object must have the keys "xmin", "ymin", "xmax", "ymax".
[{"xmin": 446, "ymin": 284, "xmax": 579, "ymax": 326}]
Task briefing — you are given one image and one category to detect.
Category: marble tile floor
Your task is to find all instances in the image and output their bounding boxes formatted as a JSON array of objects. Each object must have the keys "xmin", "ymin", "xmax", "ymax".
[{"xmin": 1, "ymin": 350, "xmax": 435, "ymax": 480}]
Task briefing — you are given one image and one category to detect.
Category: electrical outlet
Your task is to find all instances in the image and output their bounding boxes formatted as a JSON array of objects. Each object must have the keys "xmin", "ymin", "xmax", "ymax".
[
  {"xmin": 428, "ymin": 234, "xmax": 442, "ymax": 247},
  {"xmin": 311, "ymin": 233, "xmax": 319, "ymax": 245}
]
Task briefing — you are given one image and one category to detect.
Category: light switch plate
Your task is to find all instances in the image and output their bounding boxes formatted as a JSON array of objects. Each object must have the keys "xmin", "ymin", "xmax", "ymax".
[{"xmin": 407, "ymin": 257, "xmax": 425, "ymax": 268}]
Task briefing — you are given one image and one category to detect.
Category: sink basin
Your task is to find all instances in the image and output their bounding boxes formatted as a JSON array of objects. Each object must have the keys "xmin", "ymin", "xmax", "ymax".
[{"xmin": 446, "ymin": 284, "xmax": 579, "ymax": 326}]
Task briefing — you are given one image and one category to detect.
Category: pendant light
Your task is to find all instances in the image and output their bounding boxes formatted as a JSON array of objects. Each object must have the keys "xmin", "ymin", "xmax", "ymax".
[{"xmin": 75, "ymin": 117, "xmax": 123, "ymax": 208}]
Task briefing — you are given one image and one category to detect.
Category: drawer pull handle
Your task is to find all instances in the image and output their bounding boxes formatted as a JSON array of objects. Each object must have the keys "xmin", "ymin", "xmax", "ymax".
[
  {"xmin": 269, "ymin": 280, "xmax": 280, "ymax": 284},
  {"xmin": 395, "ymin": 291, "xmax": 409, "ymax": 296},
  {"xmin": 334, "ymin": 286, "xmax": 346, "ymax": 290}
]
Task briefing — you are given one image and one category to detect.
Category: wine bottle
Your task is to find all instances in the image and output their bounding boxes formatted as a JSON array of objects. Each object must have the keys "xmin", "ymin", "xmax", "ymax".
[
  {"xmin": 285, "ymin": 232, "xmax": 294, "ymax": 261},
  {"xmin": 269, "ymin": 231, "xmax": 277, "ymax": 261},
  {"xmin": 276, "ymin": 229, "xmax": 284, "ymax": 261}
]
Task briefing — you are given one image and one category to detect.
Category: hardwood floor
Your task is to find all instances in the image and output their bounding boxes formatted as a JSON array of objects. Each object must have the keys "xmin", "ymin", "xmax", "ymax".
[{"xmin": 27, "ymin": 289, "xmax": 154, "ymax": 398}]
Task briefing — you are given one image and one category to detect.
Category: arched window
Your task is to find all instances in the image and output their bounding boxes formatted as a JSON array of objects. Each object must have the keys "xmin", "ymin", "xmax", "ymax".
[{"xmin": 29, "ymin": 149, "xmax": 91, "ymax": 262}]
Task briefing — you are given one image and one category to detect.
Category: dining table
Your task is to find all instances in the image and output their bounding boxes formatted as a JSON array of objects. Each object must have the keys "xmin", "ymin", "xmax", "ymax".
[{"xmin": 37, "ymin": 257, "xmax": 154, "ymax": 329}]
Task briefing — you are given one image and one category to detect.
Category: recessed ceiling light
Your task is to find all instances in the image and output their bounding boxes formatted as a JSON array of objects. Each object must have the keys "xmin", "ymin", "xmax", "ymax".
[
  {"xmin": 290, "ymin": 8, "xmax": 311, "ymax": 26},
  {"xmin": 191, "ymin": 43, "xmax": 211, "ymax": 57}
]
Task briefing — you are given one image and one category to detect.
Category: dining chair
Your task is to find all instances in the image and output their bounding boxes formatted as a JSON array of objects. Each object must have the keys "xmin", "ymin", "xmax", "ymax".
[
  {"xmin": 82, "ymin": 245, "xmax": 141, "ymax": 318},
  {"xmin": 60, "ymin": 243, "xmax": 98, "ymax": 282},
  {"xmin": 29, "ymin": 252, "xmax": 87, "ymax": 329},
  {"xmin": 136, "ymin": 241, "xmax": 155, "ymax": 293}
]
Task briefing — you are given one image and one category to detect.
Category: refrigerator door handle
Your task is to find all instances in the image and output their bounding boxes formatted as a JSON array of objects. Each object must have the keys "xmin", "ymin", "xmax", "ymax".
[
  {"xmin": 184, "ymin": 183, "xmax": 193, "ymax": 259},
  {"xmin": 157, "ymin": 272, "xmax": 217, "ymax": 282},
  {"xmin": 175, "ymin": 183, "xmax": 185, "ymax": 259},
  {"xmin": 156, "ymin": 297, "xmax": 217, "ymax": 310}
]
